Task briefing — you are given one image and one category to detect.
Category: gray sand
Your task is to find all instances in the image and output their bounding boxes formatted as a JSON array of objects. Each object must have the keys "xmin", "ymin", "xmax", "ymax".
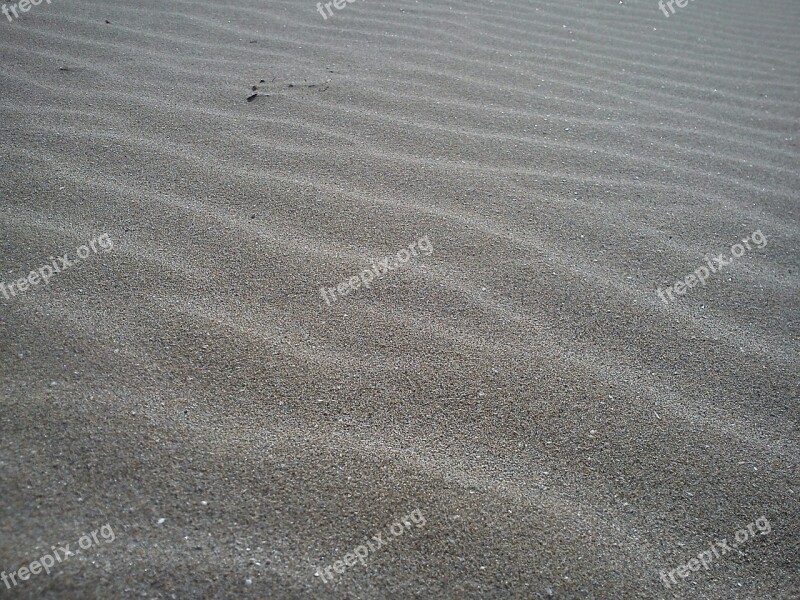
[{"xmin": 1, "ymin": 0, "xmax": 798, "ymax": 598}]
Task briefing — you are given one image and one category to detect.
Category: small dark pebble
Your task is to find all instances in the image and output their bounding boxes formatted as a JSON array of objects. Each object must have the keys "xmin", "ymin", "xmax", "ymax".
[
  {"xmin": 260, "ymin": 79, "xmax": 265, "ymax": 83},
  {"xmin": 250, "ymin": 214, "xmax": 256, "ymax": 219},
  {"xmin": 288, "ymin": 84, "xmax": 294, "ymax": 88},
  {"xmin": 249, "ymin": 40, "xmax": 257, "ymax": 43},
  {"xmin": 246, "ymin": 93, "xmax": 258, "ymax": 102},
  {"xmin": 58, "ymin": 67, "xmax": 71, "ymax": 71},
  {"xmin": 105, "ymin": 19, "xmax": 111, "ymax": 24}
]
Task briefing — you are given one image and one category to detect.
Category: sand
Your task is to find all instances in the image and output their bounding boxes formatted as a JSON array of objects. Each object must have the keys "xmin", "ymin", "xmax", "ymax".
[{"xmin": 0, "ymin": 0, "xmax": 798, "ymax": 597}]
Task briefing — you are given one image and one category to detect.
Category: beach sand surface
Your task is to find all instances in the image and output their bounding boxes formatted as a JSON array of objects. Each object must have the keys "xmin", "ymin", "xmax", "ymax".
[{"xmin": 1, "ymin": 0, "xmax": 798, "ymax": 597}]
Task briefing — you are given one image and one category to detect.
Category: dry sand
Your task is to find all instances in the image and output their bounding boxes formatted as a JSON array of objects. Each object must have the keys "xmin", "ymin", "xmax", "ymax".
[{"xmin": 1, "ymin": 0, "xmax": 798, "ymax": 597}]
